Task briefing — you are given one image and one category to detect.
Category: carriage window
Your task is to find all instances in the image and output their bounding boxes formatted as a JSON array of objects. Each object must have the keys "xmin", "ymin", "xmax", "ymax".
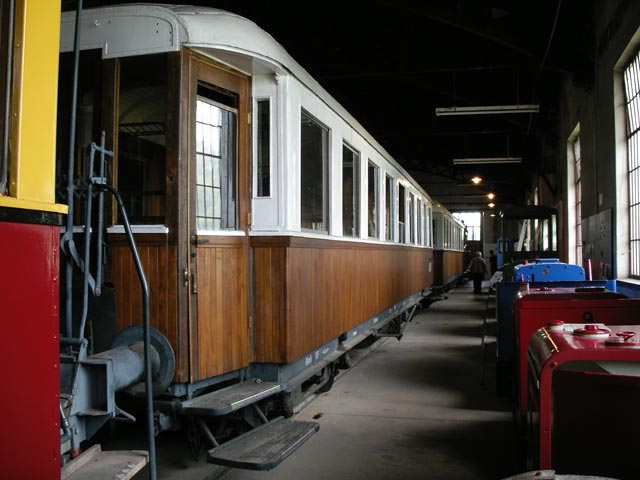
[
  {"xmin": 385, "ymin": 174, "xmax": 393, "ymax": 241},
  {"xmin": 195, "ymin": 84, "xmax": 238, "ymax": 231},
  {"xmin": 408, "ymin": 193, "xmax": 415, "ymax": 244},
  {"xmin": 117, "ymin": 54, "xmax": 167, "ymax": 224},
  {"xmin": 426, "ymin": 207, "xmax": 432, "ymax": 246},
  {"xmin": 301, "ymin": 110, "xmax": 329, "ymax": 231},
  {"xmin": 417, "ymin": 200, "xmax": 423, "ymax": 245},
  {"xmin": 398, "ymin": 183, "xmax": 406, "ymax": 243},
  {"xmin": 342, "ymin": 143, "xmax": 359, "ymax": 237},
  {"xmin": 368, "ymin": 161, "xmax": 379, "ymax": 238},
  {"xmin": 256, "ymin": 99, "xmax": 270, "ymax": 197}
]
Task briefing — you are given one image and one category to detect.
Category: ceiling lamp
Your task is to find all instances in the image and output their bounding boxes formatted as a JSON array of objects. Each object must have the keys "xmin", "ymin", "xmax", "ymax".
[
  {"xmin": 488, "ymin": 202, "xmax": 495, "ymax": 208},
  {"xmin": 470, "ymin": 176, "xmax": 482, "ymax": 184},
  {"xmin": 435, "ymin": 104, "xmax": 540, "ymax": 116},
  {"xmin": 453, "ymin": 157, "xmax": 522, "ymax": 164},
  {"xmin": 487, "ymin": 193, "xmax": 495, "ymax": 200}
]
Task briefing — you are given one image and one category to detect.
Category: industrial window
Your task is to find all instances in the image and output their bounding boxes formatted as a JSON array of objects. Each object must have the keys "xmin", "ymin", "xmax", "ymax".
[
  {"xmin": 256, "ymin": 99, "xmax": 270, "ymax": 197},
  {"xmin": 454, "ymin": 211, "xmax": 481, "ymax": 241},
  {"xmin": 117, "ymin": 54, "xmax": 168, "ymax": 224},
  {"xmin": 342, "ymin": 143, "xmax": 360, "ymax": 237},
  {"xmin": 194, "ymin": 83, "xmax": 238, "ymax": 231},
  {"xmin": 571, "ymin": 134, "xmax": 582, "ymax": 264},
  {"xmin": 398, "ymin": 183, "xmax": 406, "ymax": 243},
  {"xmin": 385, "ymin": 174, "xmax": 393, "ymax": 241},
  {"xmin": 625, "ymin": 51, "xmax": 640, "ymax": 276},
  {"xmin": 368, "ymin": 161, "xmax": 379, "ymax": 238},
  {"xmin": 301, "ymin": 110, "xmax": 329, "ymax": 231}
]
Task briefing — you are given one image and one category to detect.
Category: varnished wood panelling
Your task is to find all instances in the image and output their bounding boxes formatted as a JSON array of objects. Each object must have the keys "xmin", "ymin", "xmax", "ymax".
[
  {"xmin": 253, "ymin": 237, "xmax": 433, "ymax": 364},
  {"xmin": 108, "ymin": 243, "xmax": 184, "ymax": 381},
  {"xmin": 193, "ymin": 243, "xmax": 250, "ymax": 381},
  {"xmin": 253, "ymin": 247, "xmax": 286, "ymax": 363},
  {"xmin": 434, "ymin": 250, "xmax": 464, "ymax": 286},
  {"xmin": 442, "ymin": 250, "xmax": 464, "ymax": 285}
]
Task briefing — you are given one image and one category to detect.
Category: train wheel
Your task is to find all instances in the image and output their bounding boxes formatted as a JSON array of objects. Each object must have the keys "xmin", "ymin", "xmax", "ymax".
[
  {"xmin": 337, "ymin": 352, "xmax": 352, "ymax": 370},
  {"xmin": 277, "ymin": 393, "xmax": 295, "ymax": 418},
  {"xmin": 186, "ymin": 418, "xmax": 205, "ymax": 460},
  {"xmin": 316, "ymin": 364, "xmax": 337, "ymax": 394}
]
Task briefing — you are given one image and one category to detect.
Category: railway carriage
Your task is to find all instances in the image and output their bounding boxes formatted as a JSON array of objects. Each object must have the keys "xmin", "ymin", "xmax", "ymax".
[
  {"xmin": 51, "ymin": 3, "xmax": 437, "ymax": 474},
  {"xmin": 432, "ymin": 204, "xmax": 466, "ymax": 291}
]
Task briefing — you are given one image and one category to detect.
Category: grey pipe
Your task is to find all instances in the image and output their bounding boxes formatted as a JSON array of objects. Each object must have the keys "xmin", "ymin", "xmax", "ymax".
[
  {"xmin": 64, "ymin": 0, "xmax": 83, "ymax": 340},
  {"xmin": 0, "ymin": 0, "xmax": 14, "ymax": 194}
]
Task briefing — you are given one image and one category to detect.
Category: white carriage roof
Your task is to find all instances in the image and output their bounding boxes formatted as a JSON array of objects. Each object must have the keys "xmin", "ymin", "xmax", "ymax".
[{"xmin": 60, "ymin": 3, "xmax": 430, "ymax": 201}]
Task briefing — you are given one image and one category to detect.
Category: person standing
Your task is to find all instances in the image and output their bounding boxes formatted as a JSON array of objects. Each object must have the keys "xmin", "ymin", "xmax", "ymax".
[{"xmin": 466, "ymin": 251, "xmax": 488, "ymax": 294}]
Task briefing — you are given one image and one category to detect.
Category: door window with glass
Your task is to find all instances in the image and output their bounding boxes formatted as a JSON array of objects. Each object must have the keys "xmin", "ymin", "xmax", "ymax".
[{"xmin": 195, "ymin": 83, "xmax": 238, "ymax": 231}]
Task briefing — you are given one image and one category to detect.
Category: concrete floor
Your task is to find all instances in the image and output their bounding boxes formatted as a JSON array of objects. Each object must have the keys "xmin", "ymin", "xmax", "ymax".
[{"xmin": 127, "ymin": 281, "xmax": 518, "ymax": 479}]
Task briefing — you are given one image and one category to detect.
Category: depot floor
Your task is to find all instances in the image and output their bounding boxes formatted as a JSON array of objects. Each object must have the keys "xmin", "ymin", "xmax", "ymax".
[{"xmin": 137, "ymin": 281, "xmax": 518, "ymax": 479}]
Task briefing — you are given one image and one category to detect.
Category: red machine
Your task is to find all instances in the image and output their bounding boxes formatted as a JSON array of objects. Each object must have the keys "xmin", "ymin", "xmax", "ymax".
[
  {"xmin": 513, "ymin": 286, "xmax": 631, "ymax": 413},
  {"xmin": 527, "ymin": 323, "xmax": 640, "ymax": 479}
]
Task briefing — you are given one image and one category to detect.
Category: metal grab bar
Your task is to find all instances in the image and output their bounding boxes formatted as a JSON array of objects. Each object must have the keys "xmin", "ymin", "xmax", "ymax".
[{"xmin": 94, "ymin": 182, "xmax": 157, "ymax": 480}]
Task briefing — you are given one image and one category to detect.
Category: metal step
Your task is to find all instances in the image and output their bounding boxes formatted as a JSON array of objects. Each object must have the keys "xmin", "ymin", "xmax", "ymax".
[
  {"xmin": 207, "ymin": 418, "xmax": 319, "ymax": 470},
  {"xmin": 181, "ymin": 380, "xmax": 281, "ymax": 416},
  {"xmin": 61, "ymin": 444, "xmax": 147, "ymax": 480}
]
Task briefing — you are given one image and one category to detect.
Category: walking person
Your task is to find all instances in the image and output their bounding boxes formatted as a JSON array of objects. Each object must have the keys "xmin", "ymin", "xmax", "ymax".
[{"xmin": 466, "ymin": 251, "xmax": 488, "ymax": 294}]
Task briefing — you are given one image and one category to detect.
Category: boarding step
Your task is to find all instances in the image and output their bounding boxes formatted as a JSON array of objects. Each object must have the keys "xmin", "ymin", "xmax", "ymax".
[
  {"xmin": 207, "ymin": 417, "xmax": 319, "ymax": 470},
  {"xmin": 181, "ymin": 380, "xmax": 281, "ymax": 416},
  {"xmin": 61, "ymin": 445, "xmax": 147, "ymax": 480}
]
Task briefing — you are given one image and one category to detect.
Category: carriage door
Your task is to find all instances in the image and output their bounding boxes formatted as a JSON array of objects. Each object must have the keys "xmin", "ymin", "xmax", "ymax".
[{"xmin": 186, "ymin": 54, "xmax": 251, "ymax": 382}]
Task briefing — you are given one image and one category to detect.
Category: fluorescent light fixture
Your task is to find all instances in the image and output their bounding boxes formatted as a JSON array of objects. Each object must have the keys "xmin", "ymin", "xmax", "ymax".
[
  {"xmin": 435, "ymin": 104, "xmax": 540, "ymax": 116},
  {"xmin": 453, "ymin": 157, "xmax": 522, "ymax": 165}
]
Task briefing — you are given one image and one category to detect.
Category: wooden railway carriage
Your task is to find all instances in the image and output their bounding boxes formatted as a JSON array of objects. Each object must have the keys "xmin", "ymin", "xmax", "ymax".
[
  {"xmin": 432, "ymin": 204, "xmax": 466, "ymax": 290},
  {"xmin": 56, "ymin": 4, "xmax": 436, "ymax": 471}
]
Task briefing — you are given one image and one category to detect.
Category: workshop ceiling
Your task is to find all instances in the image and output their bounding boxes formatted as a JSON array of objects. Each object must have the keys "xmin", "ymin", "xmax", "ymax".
[{"xmin": 65, "ymin": 0, "xmax": 593, "ymax": 212}]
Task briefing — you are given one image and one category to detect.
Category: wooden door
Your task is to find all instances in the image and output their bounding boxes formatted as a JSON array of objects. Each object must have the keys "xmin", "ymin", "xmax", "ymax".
[{"xmin": 184, "ymin": 52, "xmax": 252, "ymax": 382}]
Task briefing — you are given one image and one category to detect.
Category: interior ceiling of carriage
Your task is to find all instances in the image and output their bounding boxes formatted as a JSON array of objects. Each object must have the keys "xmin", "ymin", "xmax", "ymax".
[{"xmin": 64, "ymin": 0, "xmax": 592, "ymax": 213}]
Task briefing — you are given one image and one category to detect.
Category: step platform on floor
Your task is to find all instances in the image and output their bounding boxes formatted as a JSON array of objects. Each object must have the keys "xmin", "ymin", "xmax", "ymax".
[
  {"xmin": 207, "ymin": 417, "xmax": 319, "ymax": 471},
  {"xmin": 181, "ymin": 379, "xmax": 281, "ymax": 416},
  {"xmin": 61, "ymin": 444, "xmax": 147, "ymax": 480}
]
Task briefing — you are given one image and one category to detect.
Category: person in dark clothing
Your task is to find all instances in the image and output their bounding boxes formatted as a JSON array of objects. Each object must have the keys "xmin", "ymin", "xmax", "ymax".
[
  {"xmin": 489, "ymin": 249, "xmax": 497, "ymax": 275},
  {"xmin": 466, "ymin": 251, "xmax": 488, "ymax": 294}
]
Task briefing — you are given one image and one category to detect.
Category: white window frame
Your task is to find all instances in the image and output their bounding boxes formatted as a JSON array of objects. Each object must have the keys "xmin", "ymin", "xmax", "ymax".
[{"xmin": 567, "ymin": 124, "xmax": 581, "ymax": 265}]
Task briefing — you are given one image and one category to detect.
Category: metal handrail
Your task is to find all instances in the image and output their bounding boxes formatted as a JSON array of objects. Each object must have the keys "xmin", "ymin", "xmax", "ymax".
[{"xmin": 95, "ymin": 182, "xmax": 157, "ymax": 480}]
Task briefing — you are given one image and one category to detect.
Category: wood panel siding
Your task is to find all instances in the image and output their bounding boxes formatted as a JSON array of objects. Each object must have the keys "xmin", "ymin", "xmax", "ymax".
[
  {"xmin": 191, "ymin": 238, "xmax": 251, "ymax": 381},
  {"xmin": 108, "ymin": 239, "xmax": 185, "ymax": 382},
  {"xmin": 434, "ymin": 250, "xmax": 464, "ymax": 286},
  {"xmin": 252, "ymin": 236, "xmax": 434, "ymax": 364}
]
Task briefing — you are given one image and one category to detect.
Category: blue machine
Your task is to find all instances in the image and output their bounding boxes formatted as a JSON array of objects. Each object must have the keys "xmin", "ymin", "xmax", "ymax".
[{"xmin": 512, "ymin": 259, "xmax": 585, "ymax": 282}]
